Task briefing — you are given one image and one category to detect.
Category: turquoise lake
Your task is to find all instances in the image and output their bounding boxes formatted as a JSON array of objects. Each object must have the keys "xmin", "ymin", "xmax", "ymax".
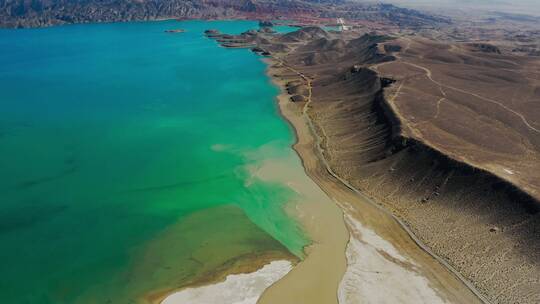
[{"xmin": 0, "ymin": 20, "xmax": 308, "ymax": 303}]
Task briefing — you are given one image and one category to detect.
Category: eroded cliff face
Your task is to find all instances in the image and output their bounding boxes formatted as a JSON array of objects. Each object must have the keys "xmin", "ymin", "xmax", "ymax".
[
  {"xmin": 374, "ymin": 37, "xmax": 540, "ymax": 202},
  {"xmin": 317, "ymin": 96, "xmax": 540, "ymax": 303},
  {"xmin": 289, "ymin": 31, "xmax": 540, "ymax": 304}
]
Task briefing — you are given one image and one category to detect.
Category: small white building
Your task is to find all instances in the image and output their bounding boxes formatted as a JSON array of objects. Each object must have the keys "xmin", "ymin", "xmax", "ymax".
[{"xmin": 337, "ymin": 18, "xmax": 352, "ymax": 31}]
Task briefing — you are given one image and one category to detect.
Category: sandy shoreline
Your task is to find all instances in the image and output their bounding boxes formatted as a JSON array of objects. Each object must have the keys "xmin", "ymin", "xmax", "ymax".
[
  {"xmin": 159, "ymin": 57, "xmax": 350, "ymax": 304},
  {"xmin": 253, "ymin": 137, "xmax": 348, "ymax": 304},
  {"xmin": 265, "ymin": 58, "xmax": 487, "ymax": 304},
  {"xmin": 160, "ymin": 50, "xmax": 486, "ymax": 304}
]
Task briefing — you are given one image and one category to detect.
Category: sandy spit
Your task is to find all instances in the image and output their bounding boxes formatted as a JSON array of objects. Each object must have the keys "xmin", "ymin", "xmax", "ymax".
[
  {"xmin": 252, "ymin": 128, "xmax": 349, "ymax": 304},
  {"xmin": 161, "ymin": 260, "xmax": 292, "ymax": 304}
]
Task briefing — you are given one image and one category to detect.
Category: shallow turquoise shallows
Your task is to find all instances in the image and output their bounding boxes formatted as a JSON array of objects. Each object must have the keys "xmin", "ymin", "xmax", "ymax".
[{"xmin": 0, "ymin": 20, "xmax": 308, "ymax": 303}]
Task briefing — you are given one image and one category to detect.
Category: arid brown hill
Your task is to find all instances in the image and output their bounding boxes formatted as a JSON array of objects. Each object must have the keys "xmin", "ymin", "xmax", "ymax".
[
  {"xmin": 375, "ymin": 37, "xmax": 540, "ymax": 202},
  {"xmin": 259, "ymin": 27, "xmax": 540, "ymax": 303}
]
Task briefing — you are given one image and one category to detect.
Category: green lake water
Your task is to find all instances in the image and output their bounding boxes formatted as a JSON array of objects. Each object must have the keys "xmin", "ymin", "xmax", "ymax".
[{"xmin": 0, "ymin": 20, "xmax": 308, "ymax": 303}]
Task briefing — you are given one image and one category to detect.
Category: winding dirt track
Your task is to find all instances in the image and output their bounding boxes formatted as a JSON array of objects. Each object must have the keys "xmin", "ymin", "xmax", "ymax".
[{"xmin": 403, "ymin": 61, "xmax": 540, "ymax": 134}]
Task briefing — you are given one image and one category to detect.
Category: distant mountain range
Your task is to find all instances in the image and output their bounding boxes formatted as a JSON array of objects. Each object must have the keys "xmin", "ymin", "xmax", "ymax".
[{"xmin": 0, "ymin": 0, "xmax": 450, "ymax": 28}]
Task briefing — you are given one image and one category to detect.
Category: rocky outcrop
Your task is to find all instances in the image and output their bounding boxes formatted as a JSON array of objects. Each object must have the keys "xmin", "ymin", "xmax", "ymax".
[
  {"xmin": 278, "ymin": 26, "xmax": 330, "ymax": 43},
  {"xmin": 287, "ymin": 84, "xmax": 309, "ymax": 96},
  {"xmin": 290, "ymin": 95, "xmax": 308, "ymax": 102},
  {"xmin": 258, "ymin": 20, "xmax": 273, "ymax": 28},
  {"xmin": 383, "ymin": 44, "xmax": 402, "ymax": 53},
  {"xmin": 469, "ymin": 43, "xmax": 502, "ymax": 54}
]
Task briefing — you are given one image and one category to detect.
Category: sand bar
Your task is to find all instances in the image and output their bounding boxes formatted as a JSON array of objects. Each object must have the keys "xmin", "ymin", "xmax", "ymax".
[
  {"xmin": 251, "ymin": 140, "xmax": 349, "ymax": 304},
  {"xmin": 161, "ymin": 260, "xmax": 292, "ymax": 304}
]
